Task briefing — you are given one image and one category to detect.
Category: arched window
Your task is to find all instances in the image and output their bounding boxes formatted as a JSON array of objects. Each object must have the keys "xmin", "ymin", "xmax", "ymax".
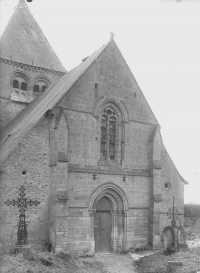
[
  {"xmin": 33, "ymin": 78, "xmax": 49, "ymax": 95},
  {"xmin": 94, "ymin": 98, "xmax": 129, "ymax": 164},
  {"xmin": 21, "ymin": 82, "xmax": 27, "ymax": 91},
  {"xmin": 100, "ymin": 102, "xmax": 123, "ymax": 163},
  {"xmin": 33, "ymin": 84, "xmax": 40, "ymax": 93},
  {"xmin": 12, "ymin": 73, "xmax": 29, "ymax": 92},
  {"xmin": 100, "ymin": 106, "xmax": 118, "ymax": 160},
  {"xmin": 13, "ymin": 79, "xmax": 19, "ymax": 89},
  {"xmin": 41, "ymin": 85, "xmax": 47, "ymax": 92}
]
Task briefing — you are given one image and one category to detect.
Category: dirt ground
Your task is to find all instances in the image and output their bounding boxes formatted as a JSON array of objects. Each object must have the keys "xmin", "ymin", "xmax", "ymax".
[
  {"xmin": 83, "ymin": 254, "xmax": 137, "ymax": 273},
  {"xmin": 1, "ymin": 234, "xmax": 200, "ymax": 273},
  {"xmin": 0, "ymin": 251, "xmax": 139, "ymax": 273},
  {"xmin": 0, "ymin": 251, "xmax": 107, "ymax": 273},
  {"xmin": 135, "ymin": 236, "xmax": 200, "ymax": 273},
  {"xmin": 135, "ymin": 247, "xmax": 200, "ymax": 273}
]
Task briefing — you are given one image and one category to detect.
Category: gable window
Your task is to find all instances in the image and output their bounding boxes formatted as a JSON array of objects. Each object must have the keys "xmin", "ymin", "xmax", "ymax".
[
  {"xmin": 101, "ymin": 107, "xmax": 116, "ymax": 160},
  {"xmin": 94, "ymin": 98, "xmax": 129, "ymax": 165}
]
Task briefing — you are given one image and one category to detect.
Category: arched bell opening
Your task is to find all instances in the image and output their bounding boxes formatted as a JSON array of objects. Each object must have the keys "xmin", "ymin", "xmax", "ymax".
[{"xmin": 88, "ymin": 183, "xmax": 129, "ymax": 253}]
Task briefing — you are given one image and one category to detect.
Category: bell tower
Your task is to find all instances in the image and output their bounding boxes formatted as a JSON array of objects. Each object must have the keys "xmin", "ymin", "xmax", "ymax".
[{"xmin": 0, "ymin": 0, "xmax": 66, "ymax": 132}]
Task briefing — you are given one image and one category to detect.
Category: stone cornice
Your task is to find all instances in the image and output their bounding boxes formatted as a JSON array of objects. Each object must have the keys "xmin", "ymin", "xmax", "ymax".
[{"xmin": 0, "ymin": 58, "xmax": 66, "ymax": 76}]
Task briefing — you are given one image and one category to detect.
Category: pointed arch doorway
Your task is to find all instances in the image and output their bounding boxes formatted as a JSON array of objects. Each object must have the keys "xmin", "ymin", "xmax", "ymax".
[
  {"xmin": 88, "ymin": 183, "xmax": 129, "ymax": 254},
  {"xmin": 94, "ymin": 197, "xmax": 112, "ymax": 252}
]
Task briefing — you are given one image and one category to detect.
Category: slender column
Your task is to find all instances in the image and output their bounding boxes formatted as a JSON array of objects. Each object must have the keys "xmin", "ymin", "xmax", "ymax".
[
  {"xmin": 88, "ymin": 210, "xmax": 95, "ymax": 255},
  {"xmin": 123, "ymin": 210, "xmax": 128, "ymax": 251},
  {"xmin": 106, "ymin": 117, "xmax": 110, "ymax": 159},
  {"xmin": 121, "ymin": 121, "xmax": 126, "ymax": 162},
  {"xmin": 112, "ymin": 210, "xmax": 118, "ymax": 252}
]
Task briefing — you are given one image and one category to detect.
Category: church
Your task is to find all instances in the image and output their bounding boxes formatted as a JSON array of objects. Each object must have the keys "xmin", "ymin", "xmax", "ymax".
[{"xmin": 0, "ymin": 0, "xmax": 186, "ymax": 255}]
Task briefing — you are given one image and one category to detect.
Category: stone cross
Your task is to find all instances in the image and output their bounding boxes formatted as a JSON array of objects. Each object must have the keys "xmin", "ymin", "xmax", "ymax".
[
  {"xmin": 4, "ymin": 185, "xmax": 40, "ymax": 245},
  {"xmin": 161, "ymin": 197, "xmax": 183, "ymax": 228}
]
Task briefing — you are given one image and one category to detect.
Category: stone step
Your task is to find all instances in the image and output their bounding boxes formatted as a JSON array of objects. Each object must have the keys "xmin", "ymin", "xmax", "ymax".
[{"xmin": 166, "ymin": 261, "xmax": 183, "ymax": 273}]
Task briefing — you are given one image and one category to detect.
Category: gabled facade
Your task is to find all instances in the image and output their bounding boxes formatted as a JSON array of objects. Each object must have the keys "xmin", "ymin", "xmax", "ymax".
[{"xmin": 0, "ymin": 0, "xmax": 186, "ymax": 255}]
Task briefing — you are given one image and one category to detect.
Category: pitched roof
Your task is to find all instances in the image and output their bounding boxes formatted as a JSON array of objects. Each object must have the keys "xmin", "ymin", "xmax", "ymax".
[
  {"xmin": 0, "ymin": 40, "xmax": 111, "ymax": 166},
  {"xmin": 0, "ymin": 0, "xmax": 66, "ymax": 72},
  {"xmin": 149, "ymin": 126, "xmax": 187, "ymax": 184},
  {"xmin": 162, "ymin": 144, "xmax": 188, "ymax": 185}
]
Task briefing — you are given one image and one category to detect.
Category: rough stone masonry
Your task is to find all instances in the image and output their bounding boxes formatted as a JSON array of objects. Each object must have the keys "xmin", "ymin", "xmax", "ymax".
[{"xmin": 0, "ymin": 0, "xmax": 186, "ymax": 255}]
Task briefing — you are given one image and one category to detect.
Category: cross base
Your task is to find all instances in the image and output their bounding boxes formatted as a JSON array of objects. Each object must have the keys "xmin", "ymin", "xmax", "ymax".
[
  {"xmin": 177, "ymin": 243, "xmax": 188, "ymax": 251},
  {"xmin": 13, "ymin": 244, "xmax": 32, "ymax": 256}
]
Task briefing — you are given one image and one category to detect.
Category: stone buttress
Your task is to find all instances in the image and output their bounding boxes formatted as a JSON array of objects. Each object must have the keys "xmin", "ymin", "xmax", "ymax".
[{"xmin": 48, "ymin": 108, "xmax": 69, "ymax": 251}]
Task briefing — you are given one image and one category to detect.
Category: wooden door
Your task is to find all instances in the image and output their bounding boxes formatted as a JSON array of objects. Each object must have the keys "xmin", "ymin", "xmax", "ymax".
[{"xmin": 94, "ymin": 197, "xmax": 112, "ymax": 252}]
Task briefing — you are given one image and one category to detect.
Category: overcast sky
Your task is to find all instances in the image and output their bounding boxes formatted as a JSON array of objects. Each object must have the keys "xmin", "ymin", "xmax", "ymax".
[{"xmin": 1, "ymin": 0, "xmax": 200, "ymax": 204}]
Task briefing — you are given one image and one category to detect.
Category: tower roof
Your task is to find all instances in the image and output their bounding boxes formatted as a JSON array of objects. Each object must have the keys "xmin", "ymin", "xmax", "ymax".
[{"xmin": 0, "ymin": 0, "xmax": 66, "ymax": 72}]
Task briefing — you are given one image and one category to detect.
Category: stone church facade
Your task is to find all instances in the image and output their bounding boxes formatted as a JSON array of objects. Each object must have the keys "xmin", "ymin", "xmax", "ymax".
[{"xmin": 0, "ymin": 0, "xmax": 186, "ymax": 255}]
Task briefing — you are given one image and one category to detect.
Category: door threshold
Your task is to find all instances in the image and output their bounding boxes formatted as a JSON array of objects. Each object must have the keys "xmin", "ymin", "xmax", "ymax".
[{"xmin": 95, "ymin": 252, "xmax": 113, "ymax": 255}]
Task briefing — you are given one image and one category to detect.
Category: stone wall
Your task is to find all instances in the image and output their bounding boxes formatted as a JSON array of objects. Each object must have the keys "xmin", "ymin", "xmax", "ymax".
[
  {"xmin": 0, "ymin": 40, "xmax": 185, "ymax": 254},
  {"xmin": 56, "ymin": 172, "xmax": 151, "ymax": 254},
  {"xmin": 53, "ymin": 40, "xmax": 185, "ymax": 254},
  {"xmin": 0, "ymin": 118, "xmax": 50, "ymax": 253},
  {"xmin": 160, "ymin": 148, "xmax": 184, "ymax": 232},
  {"xmin": 58, "ymin": 41, "xmax": 157, "ymax": 125}
]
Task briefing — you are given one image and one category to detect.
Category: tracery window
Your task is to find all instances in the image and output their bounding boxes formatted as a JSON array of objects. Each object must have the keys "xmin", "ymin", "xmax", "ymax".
[
  {"xmin": 101, "ymin": 107, "xmax": 117, "ymax": 160},
  {"xmin": 95, "ymin": 98, "xmax": 128, "ymax": 165}
]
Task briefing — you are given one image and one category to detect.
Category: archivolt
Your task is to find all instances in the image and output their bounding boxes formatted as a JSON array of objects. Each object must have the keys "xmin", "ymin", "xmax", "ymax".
[
  {"xmin": 88, "ymin": 182, "xmax": 129, "ymax": 212},
  {"xmin": 92, "ymin": 96, "xmax": 129, "ymax": 123}
]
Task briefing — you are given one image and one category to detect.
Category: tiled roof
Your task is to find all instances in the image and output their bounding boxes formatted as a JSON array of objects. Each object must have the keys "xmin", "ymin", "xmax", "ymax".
[
  {"xmin": 0, "ymin": 0, "xmax": 66, "ymax": 72},
  {"xmin": 0, "ymin": 40, "xmax": 111, "ymax": 166}
]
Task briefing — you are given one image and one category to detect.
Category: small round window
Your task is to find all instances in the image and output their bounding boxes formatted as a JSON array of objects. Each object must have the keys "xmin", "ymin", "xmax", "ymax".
[{"xmin": 22, "ymin": 170, "xmax": 27, "ymax": 176}]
